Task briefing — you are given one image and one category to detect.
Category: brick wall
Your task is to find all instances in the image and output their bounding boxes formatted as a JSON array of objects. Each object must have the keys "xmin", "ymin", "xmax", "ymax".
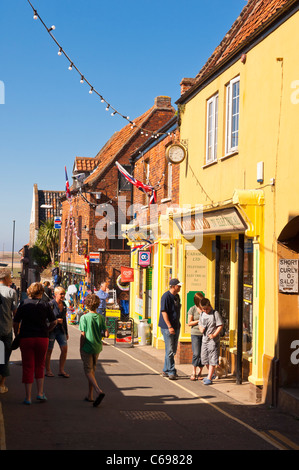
[
  {"xmin": 176, "ymin": 342, "xmax": 193, "ymax": 365},
  {"xmin": 133, "ymin": 128, "xmax": 180, "ymax": 226},
  {"xmin": 60, "ymin": 97, "xmax": 176, "ymax": 289}
]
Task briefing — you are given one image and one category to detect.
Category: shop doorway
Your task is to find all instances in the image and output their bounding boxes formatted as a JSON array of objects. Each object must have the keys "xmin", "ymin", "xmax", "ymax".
[{"xmin": 218, "ymin": 239, "xmax": 231, "ymax": 339}]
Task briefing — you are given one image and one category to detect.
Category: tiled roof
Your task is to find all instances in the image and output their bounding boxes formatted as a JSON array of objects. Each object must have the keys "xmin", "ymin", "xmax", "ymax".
[
  {"xmin": 83, "ymin": 97, "xmax": 175, "ymax": 186},
  {"xmin": 74, "ymin": 157, "xmax": 97, "ymax": 172},
  {"xmin": 38, "ymin": 189, "xmax": 64, "ymax": 225},
  {"xmin": 182, "ymin": 0, "xmax": 294, "ymax": 95}
]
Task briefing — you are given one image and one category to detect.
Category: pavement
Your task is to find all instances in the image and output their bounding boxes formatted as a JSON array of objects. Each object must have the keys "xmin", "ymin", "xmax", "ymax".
[{"xmin": 105, "ymin": 339, "xmax": 257, "ymax": 406}]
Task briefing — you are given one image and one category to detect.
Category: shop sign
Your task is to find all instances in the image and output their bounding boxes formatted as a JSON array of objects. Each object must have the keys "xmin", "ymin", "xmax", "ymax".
[
  {"xmin": 54, "ymin": 217, "xmax": 62, "ymax": 229},
  {"xmin": 177, "ymin": 207, "xmax": 247, "ymax": 236},
  {"xmin": 60, "ymin": 263, "xmax": 85, "ymax": 275},
  {"xmin": 279, "ymin": 259, "xmax": 299, "ymax": 293},
  {"xmin": 89, "ymin": 252, "xmax": 100, "ymax": 263},
  {"xmin": 138, "ymin": 250, "xmax": 151, "ymax": 268},
  {"xmin": 185, "ymin": 249, "xmax": 207, "ymax": 329},
  {"xmin": 121, "ymin": 266, "xmax": 134, "ymax": 283},
  {"xmin": 78, "ymin": 239, "xmax": 88, "ymax": 256}
]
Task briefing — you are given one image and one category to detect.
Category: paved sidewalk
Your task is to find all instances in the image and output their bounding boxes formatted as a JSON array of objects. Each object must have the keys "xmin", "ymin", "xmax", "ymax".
[{"xmin": 105, "ymin": 339, "xmax": 257, "ymax": 406}]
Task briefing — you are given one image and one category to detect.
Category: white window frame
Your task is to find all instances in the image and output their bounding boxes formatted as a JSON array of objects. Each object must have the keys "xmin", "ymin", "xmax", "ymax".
[
  {"xmin": 167, "ymin": 162, "xmax": 172, "ymax": 199},
  {"xmin": 206, "ymin": 93, "xmax": 218, "ymax": 164},
  {"xmin": 225, "ymin": 76, "xmax": 240, "ymax": 155}
]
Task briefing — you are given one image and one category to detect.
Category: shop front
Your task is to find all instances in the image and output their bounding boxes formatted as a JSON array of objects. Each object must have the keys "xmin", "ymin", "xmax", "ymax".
[
  {"xmin": 60, "ymin": 262, "xmax": 87, "ymax": 288},
  {"xmin": 172, "ymin": 189, "xmax": 264, "ymax": 387}
]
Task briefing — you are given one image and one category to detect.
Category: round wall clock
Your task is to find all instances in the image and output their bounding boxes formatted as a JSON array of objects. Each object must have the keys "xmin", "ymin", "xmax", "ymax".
[{"xmin": 166, "ymin": 143, "xmax": 187, "ymax": 164}]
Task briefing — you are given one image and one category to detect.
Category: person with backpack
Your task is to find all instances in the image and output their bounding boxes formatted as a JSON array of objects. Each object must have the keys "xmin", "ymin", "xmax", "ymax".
[
  {"xmin": 198, "ymin": 297, "xmax": 223, "ymax": 385},
  {"xmin": 0, "ymin": 268, "xmax": 18, "ymax": 394}
]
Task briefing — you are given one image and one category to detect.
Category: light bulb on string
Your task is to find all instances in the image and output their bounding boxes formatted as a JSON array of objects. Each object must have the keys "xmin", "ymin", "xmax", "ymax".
[{"xmin": 26, "ymin": 0, "xmax": 170, "ymax": 139}]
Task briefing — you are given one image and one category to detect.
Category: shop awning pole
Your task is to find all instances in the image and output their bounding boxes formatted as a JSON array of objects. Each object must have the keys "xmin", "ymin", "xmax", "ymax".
[
  {"xmin": 215, "ymin": 236, "xmax": 221, "ymax": 311},
  {"xmin": 236, "ymin": 233, "xmax": 244, "ymax": 385}
]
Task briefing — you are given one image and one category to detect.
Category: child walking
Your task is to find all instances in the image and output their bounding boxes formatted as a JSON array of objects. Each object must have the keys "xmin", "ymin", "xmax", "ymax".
[
  {"xmin": 79, "ymin": 294, "xmax": 109, "ymax": 407},
  {"xmin": 198, "ymin": 298, "xmax": 223, "ymax": 385}
]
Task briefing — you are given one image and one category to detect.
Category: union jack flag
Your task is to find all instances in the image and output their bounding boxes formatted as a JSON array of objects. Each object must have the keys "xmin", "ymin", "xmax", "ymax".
[
  {"xmin": 115, "ymin": 162, "xmax": 156, "ymax": 204},
  {"xmin": 65, "ymin": 166, "xmax": 71, "ymax": 200}
]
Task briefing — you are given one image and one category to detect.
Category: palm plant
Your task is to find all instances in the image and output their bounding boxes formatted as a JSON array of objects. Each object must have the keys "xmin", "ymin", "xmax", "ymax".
[{"xmin": 35, "ymin": 219, "xmax": 59, "ymax": 265}]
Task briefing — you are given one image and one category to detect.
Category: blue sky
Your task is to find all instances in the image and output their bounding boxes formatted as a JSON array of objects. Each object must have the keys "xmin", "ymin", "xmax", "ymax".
[{"xmin": 0, "ymin": 0, "xmax": 244, "ymax": 250}]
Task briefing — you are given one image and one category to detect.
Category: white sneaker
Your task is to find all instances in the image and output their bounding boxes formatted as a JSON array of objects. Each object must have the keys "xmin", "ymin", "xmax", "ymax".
[{"xmin": 0, "ymin": 386, "xmax": 8, "ymax": 394}]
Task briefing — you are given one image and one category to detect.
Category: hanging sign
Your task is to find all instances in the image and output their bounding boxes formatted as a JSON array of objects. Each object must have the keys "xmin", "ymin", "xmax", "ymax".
[
  {"xmin": 138, "ymin": 250, "xmax": 151, "ymax": 268},
  {"xmin": 54, "ymin": 217, "xmax": 62, "ymax": 229},
  {"xmin": 279, "ymin": 259, "xmax": 299, "ymax": 293},
  {"xmin": 78, "ymin": 239, "xmax": 88, "ymax": 256},
  {"xmin": 89, "ymin": 252, "xmax": 100, "ymax": 263},
  {"xmin": 121, "ymin": 266, "xmax": 134, "ymax": 283}
]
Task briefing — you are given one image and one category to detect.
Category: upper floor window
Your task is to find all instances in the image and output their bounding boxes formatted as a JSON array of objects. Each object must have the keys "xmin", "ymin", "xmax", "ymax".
[
  {"xmin": 206, "ymin": 93, "xmax": 218, "ymax": 164},
  {"xmin": 164, "ymin": 162, "xmax": 172, "ymax": 200},
  {"xmin": 225, "ymin": 77, "xmax": 240, "ymax": 155}
]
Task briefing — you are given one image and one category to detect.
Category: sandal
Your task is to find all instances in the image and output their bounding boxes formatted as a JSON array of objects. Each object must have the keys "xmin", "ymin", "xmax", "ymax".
[
  {"xmin": 93, "ymin": 392, "xmax": 105, "ymax": 407},
  {"xmin": 45, "ymin": 372, "xmax": 54, "ymax": 377},
  {"xmin": 190, "ymin": 375, "xmax": 198, "ymax": 381},
  {"xmin": 37, "ymin": 393, "xmax": 47, "ymax": 402},
  {"xmin": 58, "ymin": 372, "xmax": 70, "ymax": 378}
]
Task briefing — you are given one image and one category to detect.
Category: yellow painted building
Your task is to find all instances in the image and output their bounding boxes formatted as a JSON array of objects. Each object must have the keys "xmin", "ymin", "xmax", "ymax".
[
  {"xmin": 175, "ymin": 0, "xmax": 299, "ymax": 405},
  {"xmin": 126, "ymin": 0, "xmax": 299, "ymax": 408}
]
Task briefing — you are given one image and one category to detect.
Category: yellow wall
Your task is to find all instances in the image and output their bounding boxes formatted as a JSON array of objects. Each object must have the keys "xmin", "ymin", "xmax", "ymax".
[{"xmin": 179, "ymin": 10, "xmax": 299, "ymax": 383}]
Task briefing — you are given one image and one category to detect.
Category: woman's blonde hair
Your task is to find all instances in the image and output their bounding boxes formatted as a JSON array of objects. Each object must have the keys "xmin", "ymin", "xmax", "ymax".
[
  {"xmin": 54, "ymin": 286, "xmax": 65, "ymax": 296},
  {"xmin": 27, "ymin": 282, "xmax": 44, "ymax": 299}
]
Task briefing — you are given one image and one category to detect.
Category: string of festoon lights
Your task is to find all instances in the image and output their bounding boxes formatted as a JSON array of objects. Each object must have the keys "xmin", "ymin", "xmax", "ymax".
[{"xmin": 26, "ymin": 0, "xmax": 175, "ymax": 140}]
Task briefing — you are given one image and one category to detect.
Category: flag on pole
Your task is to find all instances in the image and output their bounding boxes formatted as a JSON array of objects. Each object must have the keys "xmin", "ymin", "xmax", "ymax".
[
  {"xmin": 115, "ymin": 161, "xmax": 156, "ymax": 204},
  {"xmin": 65, "ymin": 166, "xmax": 71, "ymax": 200}
]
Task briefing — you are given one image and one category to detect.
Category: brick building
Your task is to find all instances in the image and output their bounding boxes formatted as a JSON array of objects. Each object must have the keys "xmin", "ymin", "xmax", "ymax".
[
  {"xmin": 29, "ymin": 183, "xmax": 64, "ymax": 247},
  {"xmin": 59, "ymin": 96, "xmax": 176, "ymax": 291},
  {"xmin": 123, "ymin": 115, "xmax": 194, "ymax": 362}
]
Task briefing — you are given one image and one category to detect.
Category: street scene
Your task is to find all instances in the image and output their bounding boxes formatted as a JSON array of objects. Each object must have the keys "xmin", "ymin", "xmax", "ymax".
[
  {"xmin": 1, "ymin": 0, "xmax": 299, "ymax": 455},
  {"xmin": 2, "ymin": 326, "xmax": 299, "ymax": 453}
]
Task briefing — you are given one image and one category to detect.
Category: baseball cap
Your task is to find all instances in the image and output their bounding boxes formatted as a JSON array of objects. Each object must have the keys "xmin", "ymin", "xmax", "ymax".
[{"xmin": 169, "ymin": 278, "xmax": 182, "ymax": 287}]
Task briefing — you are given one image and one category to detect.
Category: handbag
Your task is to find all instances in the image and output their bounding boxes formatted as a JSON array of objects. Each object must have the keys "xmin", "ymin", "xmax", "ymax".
[{"xmin": 11, "ymin": 335, "xmax": 20, "ymax": 350}]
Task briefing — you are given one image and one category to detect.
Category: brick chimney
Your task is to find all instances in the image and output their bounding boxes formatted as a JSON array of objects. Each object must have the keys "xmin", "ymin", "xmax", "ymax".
[
  {"xmin": 180, "ymin": 78, "xmax": 195, "ymax": 95},
  {"xmin": 155, "ymin": 96, "xmax": 172, "ymax": 108}
]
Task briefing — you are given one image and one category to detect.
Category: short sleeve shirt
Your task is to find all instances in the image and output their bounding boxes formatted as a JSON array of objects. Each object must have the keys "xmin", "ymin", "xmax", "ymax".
[
  {"xmin": 199, "ymin": 309, "xmax": 223, "ymax": 344},
  {"xmin": 79, "ymin": 311, "xmax": 107, "ymax": 355},
  {"xmin": 188, "ymin": 305, "xmax": 202, "ymax": 336},
  {"xmin": 158, "ymin": 291, "xmax": 181, "ymax": 330},
  {"xmin": 14, "ymin": 298, "xmax": 56, "ymax": 338},
  {"xmin": 0, "ymin": 285, "xmax": 18, "ymax": 336}
]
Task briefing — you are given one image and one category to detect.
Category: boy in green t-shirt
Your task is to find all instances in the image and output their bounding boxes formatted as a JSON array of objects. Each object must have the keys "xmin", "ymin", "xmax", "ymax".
[{"xmin": 79, "ymin": 294, "xmax": 109, "ymax": 407}]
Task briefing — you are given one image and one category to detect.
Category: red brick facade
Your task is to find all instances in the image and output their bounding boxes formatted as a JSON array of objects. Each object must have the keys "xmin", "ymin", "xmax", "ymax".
[{"xmin": 60, "ymin": 96, "xmax": 175, "ymax": 290}]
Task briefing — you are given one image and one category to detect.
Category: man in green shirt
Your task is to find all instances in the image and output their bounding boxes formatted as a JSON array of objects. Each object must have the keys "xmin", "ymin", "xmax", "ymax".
[{"xmin": 79, "ymin": 294, "xmax": 109, "ymax": 407}]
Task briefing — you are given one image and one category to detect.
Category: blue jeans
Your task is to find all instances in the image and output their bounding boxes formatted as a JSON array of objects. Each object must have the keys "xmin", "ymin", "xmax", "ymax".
[
  {"xmin": 191, "ymin": 335, "xmax": 203, "ymax": 368},
  {"xmin": 161, "ymin": 328, "xmax": 180, "ymax": 376}
]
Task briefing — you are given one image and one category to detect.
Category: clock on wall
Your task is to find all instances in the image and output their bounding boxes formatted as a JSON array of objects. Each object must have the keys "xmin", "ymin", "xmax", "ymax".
[{"xmin": 166, "ymin": 143, "xmax": 187, "ymax": 164}]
